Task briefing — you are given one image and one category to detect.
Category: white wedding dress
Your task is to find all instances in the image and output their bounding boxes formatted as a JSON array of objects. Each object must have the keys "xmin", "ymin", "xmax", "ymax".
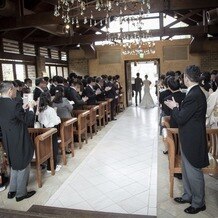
[{"xmin": 139, "ymin": 80, "xmax": 155, "ymax": 108}]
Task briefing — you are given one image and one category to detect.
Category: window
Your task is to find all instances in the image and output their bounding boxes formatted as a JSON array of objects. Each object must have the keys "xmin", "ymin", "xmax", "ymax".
[
  {"xmin": 23, "ymin": 43, "xmax": 35, "ymax": 56},
  {"xmin": 61, "ymin": 52, "xmax": 67, "ymax": 61},
  {"xmin": 45, "ymin": 66, "xmax": 50, "ymax": 77},
  {"xmin": 40, "ymin": 47, "xmax": 49, "ymax": 58},
  {"xmin": 57, "ymin": 67, "xmax": 63, "ymax": 76},
  {"xmin": 2, "ymin": 63, "xmax": 14, "ymax": 80},
  {"xmin": 51, "ymin": 49, "xmax": 59, "ymax": 60},
  {"xmin": 3, "ymin": 38, "xmax": 19, "ymax": 54},
  {"xmin": 63, "ymin": 67, "xmax": 68, "ymax": 78},
  {"xmin": 27, "ymin": 65, "xmax": 36, "ymax": 87},
  {"xmin": 50, "ymin": 66, "xmax": 57, "ymax": 77},
  {"xmin": 15, "ymin": 64, "xmax": 26, "ymax": 81}
]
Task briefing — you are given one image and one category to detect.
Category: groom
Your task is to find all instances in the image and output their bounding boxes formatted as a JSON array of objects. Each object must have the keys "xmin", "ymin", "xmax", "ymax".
[
  {"xmin": 134, "ymin": 73, "xmax": 143, "ymax": 106},
  {"xmin": 164, "ymin": 65, "xmax": 209, "ymax": 214}
]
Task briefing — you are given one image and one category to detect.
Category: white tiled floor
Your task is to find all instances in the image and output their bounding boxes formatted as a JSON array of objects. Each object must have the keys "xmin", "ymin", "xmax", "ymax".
[{"xmin": 46, "ymin": 106, "xmax": 158, "ymax": 216}]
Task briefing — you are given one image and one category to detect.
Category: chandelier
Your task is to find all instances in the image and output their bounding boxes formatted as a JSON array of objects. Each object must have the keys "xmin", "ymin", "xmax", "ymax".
[{"xmin": 53, "ymin": 0, "xmax": 154, "ymax": 55}]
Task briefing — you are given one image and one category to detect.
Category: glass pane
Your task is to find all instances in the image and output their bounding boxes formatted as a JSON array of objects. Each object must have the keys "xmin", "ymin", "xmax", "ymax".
[
  {"xmin": 15, "ymin": 64, "xmax": 25, "ymax": 81},
  {"xmin": 27, "ymin": 65, "xmax": 36, "ymax": 88},
  {"xmin": 57, "ymin": 67, "xmax": 63, "ymax": 76},
  {"xmin": 63, "ymin": 67, "xmax": 68, "ymax": 79},
  {"xmin": 2, "ymin": 63, "xmax": 14, "ymax": 81},
  {"xmin": 45, "ymin": 66, "xmax": 50, "ymax": 77},
  {"xmin": 50, "ymin": 66, "xmax": 56, "ymax": 78}
]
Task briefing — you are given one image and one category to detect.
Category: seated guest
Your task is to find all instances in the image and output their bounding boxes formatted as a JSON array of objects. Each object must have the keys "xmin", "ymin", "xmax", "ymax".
[
  {"xmin": 38, "ymin": 92, "xmax": 61, "ymax": 172},
  {"xmin": 50, "ymin": 76, "xmax": 58, "ymax": 96},
  {"xmin": 83, "ymin": 77, "xmax": 101, "ymax": 105},
  {"xmin": 33, "ymin": 77, "xmax": 47, "ymax": 101},
  {"xmin": 95, "ymin": 77, "xmax": 106, "ymax": 101},
  {"xmin": 52, "ymin": 87, "xmax": 73, "ymax": 119},
  {"xmin": 66, "ymin": 81, "xmax": 88, "ymax": 110},
  {"xmin": 0, "ymin": 81, "xmax": 36, "ymax": 201},
  {"xmin": 22, "ymin": 78, "xmax": 32, "ymax": 94}
]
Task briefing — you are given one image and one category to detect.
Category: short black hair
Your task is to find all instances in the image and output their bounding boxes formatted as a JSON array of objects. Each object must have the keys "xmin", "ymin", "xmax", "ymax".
[
  {"xmin": 185, "ymin": 65, "xmax": 201, "ymax": 83},
  {"xmin": 136, "ymin": 73, "xmax": 140, "ymax": 77},
  {"xmin": 166, "ymin": 71, "xmax": 175, "ymax": 77},
  {"xmin": 14, "ymin": 80, "xmax": 23, "ymax": 87},
  {"xmin": 56, "ymin": 76, "xmax": 64, "ymax": 84},
  {"xmin": 43, "ymin": 77, "xmax": 49, "ymax": 82},
  {"xmin": 35, "ymin": 77, "xmax": 45, "ymax": 86},
  {"xmin": 167, "ymin": 76, "xmax": 180, "ymax": 91},
  {"xmin": 24, "ymin": 78, "xmax": 32, "ymax": 84},
  {"xmin": 39, "ymin": 92, "xmax": 52, "ymax": 112},
  {"xmin": 87, "ymin": 77, "xmax": 94, "ymax": 84}
]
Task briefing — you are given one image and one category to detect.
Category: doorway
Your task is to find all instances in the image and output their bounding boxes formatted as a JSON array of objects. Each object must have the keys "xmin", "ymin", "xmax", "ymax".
[{"xmin": 125, "ymin": 59, "xmax": 160, "ymax": 107}]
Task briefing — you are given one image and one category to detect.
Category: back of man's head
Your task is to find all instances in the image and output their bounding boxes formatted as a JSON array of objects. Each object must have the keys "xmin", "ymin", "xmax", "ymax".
[
  {"xmin": 136, "ymin": 73, "xmax": 140, "ymax": 77},
  {"xmin": 185, "ymin": 65, "xmax": 201, "ymax": 83},
  {"xmin": 0, "ymin": 81, "xmax": 14, "ymax": 95},
  {"xmin": 35, "ymin": 77, "xmax": 44, "ymax": 86}
]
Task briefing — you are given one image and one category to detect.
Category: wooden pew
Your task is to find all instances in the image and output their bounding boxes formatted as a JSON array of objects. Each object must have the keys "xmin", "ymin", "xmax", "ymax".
[
  {"xmin": 28, "ymin": 128, "xmax": 57, "ymax": 188},
  {"xmin": 118, "ymin": 93, "xmax": 125, "ymax": 112},
  {"xmin": 164, "ymin": 128, "xmax": 218, "ymax": 197},
  {"xmin": 59, "ymin": 118, "xmax": 78, "ymax": 165},
  {"xmin": 73, "ymin": 110, "xmax": 90, "ymax": 149},
  {"xmin": 83, "ymin": 105, "xmax": 99, "ymax": 139},
  {"xmin": 96, "ymin": 102, "xmax": 105, "ymax": 130},
  {"xmin": 105, "ymin": 98, "xmax": 113, "ymax": 123}
]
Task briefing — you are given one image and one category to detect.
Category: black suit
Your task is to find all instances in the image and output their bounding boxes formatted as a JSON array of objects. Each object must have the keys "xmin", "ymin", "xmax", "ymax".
[
  {"xmin": 33, "ymin": 87, "xmax": 43, "ymax": 101},
  {"xmin": 83, "ymin": 85, "xmax": 97, "ymax": 105},
  {"xmin": 0, "ymin": 98, "xmax": 34, "ymax": 170},
  {"xmin": 95, "ymin": 84, "xmax": 105, "ymax": 101},
  {"xmin": 106, "ymin": 81, "xmax": 117, "ymax": 120},
  {"xmin": 134, "ymin": 77, "xmax": 143, "ymax": 105},
  {"xmin": 171, "ymin": 85, "xmax": 209, "ymax": 208},
  {"xmin": 66, "ymin": 87, "xmax": 85, "ymax": 110},
  {"xmin": 50, "ymin": 84, "xmax": 57, "ymax": 96}
]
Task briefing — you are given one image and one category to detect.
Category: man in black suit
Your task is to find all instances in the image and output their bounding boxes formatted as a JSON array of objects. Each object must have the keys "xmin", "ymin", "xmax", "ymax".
[
  {"xmin": 66, "ymin": 81, "xmax": 88, "ymax": 110},
  {"xmin": 134, "ymin": 73, "xmax": 143, "ymax": 106},
  {"xmin": 0, "ymin": 81, "xmax": 36, "ymax": 202},
  {"xmin": 95, "ymin": 77, "xmax": 106, "ymax": 102},
  {"xmin": 165, "ymin": 65, "xmax": 209, "ymax": 214},
  {"xmin": 50, "ymin": 76, "xmax": 58, "ymax": 96},
  {"xmin": 33, "ymin": 77, "xmax": 47, "ymax": 101},
  {"xmin": 83, "ymin": 77, "xmax": 101, "ymax": 105}
]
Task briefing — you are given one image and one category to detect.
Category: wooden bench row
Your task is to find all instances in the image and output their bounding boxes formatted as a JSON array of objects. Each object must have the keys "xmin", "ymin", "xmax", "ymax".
[
  {"xmin": 29, "ymin": 96, "xmax": 125, "ymax": 188},
  {"xmin": 161, "ymin": 116, "xmax": 218, "ymax": 198}
]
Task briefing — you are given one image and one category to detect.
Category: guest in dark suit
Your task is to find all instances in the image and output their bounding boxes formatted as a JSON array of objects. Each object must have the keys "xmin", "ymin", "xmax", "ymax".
[
  {"xmin": 95, "ymin": 77, "xmax": 106, "ymax": 101},
  {"xmin": 66, "ymin": 81, "xmax": 88, "ymax": 110},
  {"xmin": 0, "ymin": 81, "xmax": 36, "ymax": 202},
  {"xmin": 56, "ymin": 76, "xmax": 68, "ymax": 97},
  {"xmin": 106, "ymin": 76, "xmax": 117, "ymax": 120},
  {"xmin": 22, "ymin": 78, "xmax": 32, "ymax": 94},
  {"xmin": 83, "ymin": 77, "xmax": 101, "ymax": 105},
  {"xmin": 50, "ymin": 76, "xmax": 58, "ymax": 97},
  {"xmin": 165, "ymin": 65, "xmax": 209, "ymax": 214},
  {"xmin": 134, "ymin": 73, "xmax": 143, "ymax": 106},
  {"xmin": 33, "ymin": 77, "xmax": 47, "ymax": 101}
]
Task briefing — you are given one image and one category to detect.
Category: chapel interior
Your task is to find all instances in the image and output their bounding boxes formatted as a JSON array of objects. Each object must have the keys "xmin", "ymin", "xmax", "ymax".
[{"xmin": 0, "ymin": 0, "xmax": 218, "ymax": 217}]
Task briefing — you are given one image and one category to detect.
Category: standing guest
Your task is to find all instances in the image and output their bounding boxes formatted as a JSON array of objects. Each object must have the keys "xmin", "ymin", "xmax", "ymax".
[
  {"xmin": 52, "ymin": 87, "xmax": 73, "ymax": 119},
  {"xmin": 13, "ymin": 80, "xmax": 24, "ymax": 104},
  {"xmin": 134, "ymin": 73, "xmax": 143, "ymax": 106},
  {"xmin": 95, "ymin": 77, "xmax": 106, "ymax": 101},
  {"xmin": 165, "ymin": 65, "xmax": 209, "ymax": 214},
  {"xmin": 83, "ymin": 77, "xmax": 101, "ymax": 105},
  {"xmin": 0, "ymin": 81, "xmax": 36, "ymax": 202},
  {"xmin": 43, "ymin": 77, "xmax": 50, "ymax": 92},
  {"xmin": 210, "ymin": 70, "xmax": 218, "ymax": 92},
  {"xmin": 50, "ymin": 76, "xmax": 58, "ymax": 97},
  {"xmin": 33, "ymin": 77, "xmax": 47, "ymax": 101},
  {"xmin": 199, "ymin": 72, "xmax": 212, "ymax": 99},
  {"xmin": 66, "ymin": 81, "xmax": 88, "ymax": 110},
  {"xmin": 105, "ymin": 76, "xmax": 117, "ymax": 120},
  {"xmin": 22, "ymin": 78, "xmax": 32, "ymax": 94},
  {"xmin": 38, "ymin": 92, "xmax": 61, "ymax": 172},
  {"xmin": 56, "ymin": 76, "xmax": 68, "ymax": 96}
]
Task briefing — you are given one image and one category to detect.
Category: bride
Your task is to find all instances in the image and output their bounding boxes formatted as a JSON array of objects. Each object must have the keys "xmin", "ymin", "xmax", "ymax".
[{"xmin": 140, "ymin": 75, "xmax": 155, "ymax": 108}]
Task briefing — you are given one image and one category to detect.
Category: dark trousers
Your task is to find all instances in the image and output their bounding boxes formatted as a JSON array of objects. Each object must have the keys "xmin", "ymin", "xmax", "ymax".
[
  {"xmin": 47, "ymin": 131, "xmax": 58, "ymax": 170},
  {"xmin": 135, "ymin": 90, "xmax": 141, "ymax": 105}
]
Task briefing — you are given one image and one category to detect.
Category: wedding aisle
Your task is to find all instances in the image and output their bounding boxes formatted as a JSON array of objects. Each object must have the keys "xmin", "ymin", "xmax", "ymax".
[{"xmin": 46, "ymin": 106, "xmax": 158, "ymax": 216}]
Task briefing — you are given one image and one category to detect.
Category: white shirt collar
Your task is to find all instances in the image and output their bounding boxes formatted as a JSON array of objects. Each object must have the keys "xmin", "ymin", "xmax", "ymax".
[
  {"xmin": 36, "ymin": 86, "xmax": 44, "ymax": 92},
  {"xmin": 186, "ymin": 84, "xmax": 198, "ymax": 95}
]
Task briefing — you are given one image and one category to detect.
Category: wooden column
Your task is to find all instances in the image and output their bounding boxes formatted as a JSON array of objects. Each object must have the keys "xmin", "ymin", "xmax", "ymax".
[{"xmin": 36, "ymin": 55, "xmax": 46, "ymax": 78}]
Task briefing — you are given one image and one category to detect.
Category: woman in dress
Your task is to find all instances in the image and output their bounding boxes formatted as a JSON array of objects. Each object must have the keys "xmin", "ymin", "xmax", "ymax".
[{"xmin": 140, "ymin": 75, "xmax": 155, "ymax": 108}]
